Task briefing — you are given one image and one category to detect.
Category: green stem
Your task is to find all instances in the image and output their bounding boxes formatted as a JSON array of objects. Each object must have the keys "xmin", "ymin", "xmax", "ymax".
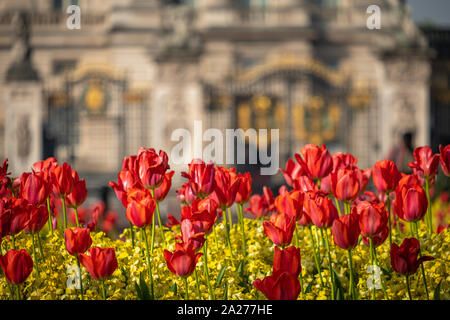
[
  {"xmin": 194, "ymin": 268, "xmax": 201, "ymax": 299},
  {"xmin": 334, "ymin": 198, "xmax": 342, "ymax": 216},
  {"xmin": 74, "ymin": 207, "xmax": 80, "ymax": 227},
  {"xmin": 150, "ymin": 210, "xmax": 156, "ymax": 254},
  {"xmin": 101, "ymin": 280, "xmax": 106, "ymax": 300},
  {"xmin": 76, "ymin": 255, "xmax": 84, "ymax": 300},
  {"xmin": 294, "ymin": 225, "xmax": 304, "ymax": 298},
  {"xmin": 308, "ymin": 227, "xmax": 324, "ymax": 286},
  {"xmin": 373, "ymin": 246, "xmax": 389, "ymax": 300},
  {"xmin": 30, "ymin": 233, "xmax": 40, "ymax": 277},
  {"xmin": 412, "ymin": 221, "xmax": 430, "ymax": 300},
  {"xmin": 386, "ymin": 193, "xmax": 392, "ymax": 249},
  {"xmin": 37, "ymin": 232, "xmax": 45, "ymax": 260},
  {"xmin": 129, "ymin": 222, "xmax": 135, "ymax": 248},
  {"xmin": 150, "ymin": 189, "xmax": 167, "ymax": 249},
  {"xmin": 321, "ymin": 228, "xmax": 335, "ymax": 300},
  {"xmin": 405, "ymin": 275, "xmax": 412, "ymax": 300},
  {"xmin": 16, "ymin": 284, "xmax": 21, "ymax": 300},
  {"xmin": 141, "ymin": 227, "xmax": 154, "ymax": 299},
  {"xmin": 369, "ymin": 237, "xmax": 376, "ymax": 300},
  {"xmin": 47, "ymin": 197, "xmax": 53, "ymax": 236},
  {"xmin": 224, "ymin": 208, "xmax": 235, "ymax": 268},
  {"xmin": 228, "ymin": 208, "xmax": 233, "ymax": 228},
  {"xmin": 424, "ymin": 179, "xmax": 433, "ymax": 235},
  {"xmin": 11, "ymin": 234, "xmax": 15, "ymax": 250},
  {"xmin": 238, "ymin": 204, "xmax": 247, "ymax": 259},
  {"xmin": 184, "ymin": 277, "xmax": 189, "ymax": 300},
  {"xmin": 213, "ymin": 225, "xmax": 219, "ymax": 251},
  {"xmin": 62, "ymin": 196, "xmax": 68, "ymax": 229},
  {"xmin": 202, "ymin": 239, "xmax": 214, "ymax": 300},
  {"xmin": 347, "ymin": 249, "xmax": 356, "ymax": 300}
]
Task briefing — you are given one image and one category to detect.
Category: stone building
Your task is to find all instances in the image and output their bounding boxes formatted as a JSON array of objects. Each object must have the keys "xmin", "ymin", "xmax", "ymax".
[{"xmin": 0, "ymin": 0, "xmax": 432, "ymax": 216}]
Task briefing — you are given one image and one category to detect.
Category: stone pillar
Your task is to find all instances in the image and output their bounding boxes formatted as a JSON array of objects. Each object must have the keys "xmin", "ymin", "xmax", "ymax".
[
  {"xmin": 381, "ymin": 52, "xmax": 431, "ymax": 158},
  {"xmin": 3, "ymin": 12, "xmax": 42, "ymax": 175}
]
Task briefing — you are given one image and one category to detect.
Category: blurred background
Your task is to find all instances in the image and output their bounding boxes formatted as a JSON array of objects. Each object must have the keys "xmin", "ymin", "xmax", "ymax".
[{"xmin": 0, "ymin": 0, "xmax": 449, "ymax": 235}]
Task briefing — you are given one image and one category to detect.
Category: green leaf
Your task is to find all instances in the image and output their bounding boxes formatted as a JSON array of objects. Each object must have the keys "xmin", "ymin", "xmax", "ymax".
[
  {"xmin": 223, "ymin": 283, "xmax": 228, "ymax": 300},
  {"xmin": 215, "ymin": 265, "xmax": 227, "ymax": 287},
  {"xmin": 170, "ymin": 281, "xmax": 177, "ymax": 295},
  {"xmin": 238, "ymin": 260, "xmax": 245, "ymax": 278},
  {"xmin": 138, "ymin": 272, "xmax": 151, "ymax": 300},
  {"xmin": 332, "ymin": 268, "xmax": 345, "ymax": 300},
  {"xmin": 134, "ymin": 282, "xmax": 143, "ymax": 300},
  {"xmin": 304, "ymin": 278, "xmax": 315, "ymax": 294},
  {"xmin": 433, "ymin": 279, "xmax": 442, "ymax": 300}
]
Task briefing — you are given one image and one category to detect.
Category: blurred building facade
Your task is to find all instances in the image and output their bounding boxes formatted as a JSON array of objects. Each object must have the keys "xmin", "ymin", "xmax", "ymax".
[{"xmin": 0, "ymin": 0, "xmax": 432, "ymax": 201}]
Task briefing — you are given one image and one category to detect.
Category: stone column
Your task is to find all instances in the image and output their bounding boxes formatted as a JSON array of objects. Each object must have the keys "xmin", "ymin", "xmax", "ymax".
[{"xmin": 3, "ymin": 11, "xmax": 42, "ymax": 175}]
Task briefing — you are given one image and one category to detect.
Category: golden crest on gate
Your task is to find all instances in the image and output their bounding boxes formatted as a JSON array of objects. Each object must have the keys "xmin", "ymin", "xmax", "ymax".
[
  {"xmin": 83, "ymin": 79, "xmax": 107, "ymax": 114},
  {"xmin": 294, "ymin": 96, "xmax": 340, "ymax": 146}
]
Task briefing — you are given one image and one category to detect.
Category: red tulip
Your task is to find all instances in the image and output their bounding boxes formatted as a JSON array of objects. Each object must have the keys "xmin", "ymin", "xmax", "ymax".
[
  {"xmin": 232, "ymin": 172, "xmax": 252, "ymax": 205},
  {"xmin": 362, "ymin": 226, "xmax": 388, "ymax": 248},
  {"xmin": 164, "ymin": 247, "xmax": 202, "ymax": 277},
  {"xmin": 20, "ymin": 171, "xmax": 51, "ymax": 206},
  {"xmin": 181, "ymin": 199, "xmax": 218, "ymax": 234},
  {"xmin": 211, "ymin": 167, "xmax": 240, "ymax": 209},
  {"xmin": 272, "ymin": 246, "xmax": 301, "ymax": 277},
  {"xmin": 253, "ymin": 271, "xmax": 301, "ymax": 300},
  {"xmin": 303, "ymin": 191, "xmax": 338, "ymax": 229},
  {"xmin": 181, "ymin": 159, "xmax": 215, "ymax": 198},
  {"xmin": 178, "ymin": 219, "xmax": 205, "ymax": 251},
  {"xmin": 292, "ymin": 175, "xmax": 317, "ymax": 193},
  {"xmin": 332, "ymin": 152, "xmax": 358, "ymax": 171},
  {"xmin": 245, "ymin": 187, "xmax": 274, "ymax": 218},
  {"xmin": 439, "ymin": 144, "xmax": 450, "ymax": 177},
  {"xmin": 280, "ymin": 158, "xmax": 305, "ymax": 187},
  {"xmin": 66, "ymin": 178, "xmax": 87, "ymax": 209},
  {"xmin": 153, "ymin": 171, "xmax": 174, "ymax": 202},
  {"xmin": 65, "ymin": 227, "xmax": 92, "ymax": 256},
  {"xmin": 263, "ymin": 213, "xmax": 296, "ymax": 246},
  {"xmin": 9, "ymin": 198, "xmax": 28, "ymax": 235},
  {"xmin": 356, "ymin": 168, "xmax": 371, "ymax": 194},
  {"xmin": 331, "ymin": 211, "xmax": 360, "ymax": 250},
  {"xmin": 330, "ymin": 168, "xmax": 360, "ymax": 202},
  {"xmin": 295, "ymin": 144, "xmax": 333, "ymax": 180},
  {"xmin": 79, "ymin": 247, "xmax": 118, "ymax": 280},
  {"xmin": 52, "ymin": 163, "xmax": 74, "ymax": 197},
  {"xmin": 126, "ymin": 196, "xmax": 156, "ymax": 228},
  {"xmin": 0, "ymin": 249, "xmax": 33, "ymax": 284},
  {"xmin": 356, "ymin": 201, "xmax": 388, "ymax": 237},
  {"xmin": 394, "ymin": 184, "xmax": 428, "ymax": 222},
  {"xmin": 137, "ymin": 148, "xmax": 170, "ymax": 189},
  {"xmin": 274, "ymin": 190, "xmax": 304, "ymax": 220},
  {"xmin": 372, "ymin": 160, "xmax": 401, "ymax": 193},
  {"xmin": 0, "ymin": 200, "xmax": 11, "ymax": 239},
  {"xmin": 176, "ymin": 182, "xmax": 196, "ymax": 205},
  {"xmin": 390, "ymin": 238, "xmax": 434, "ymax": 276},
  {"xmin": 297, "ymin": 210, "xmax": 313, "ymax": 228},
  {"xmin": 32, "ymin": 157, "xmax": 58, "ymax": 174},
  {"xmin": 408, "ymin": 146, "xmax": 440, "ymax": 180},
  {"xmin": 25, "ymin": 204, "xmax": 48, "ymax": 233}
]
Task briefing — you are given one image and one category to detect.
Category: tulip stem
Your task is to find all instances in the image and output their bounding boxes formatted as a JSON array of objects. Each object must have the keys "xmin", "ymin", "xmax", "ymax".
[
  {"xmin": 62, "ymin": 196, "xmax": 68, "ymax": 229},
  {"xmin": 202, "ymin": 239, "xmax": 214, "ymax": 300},
  {"xmin": 76, "ymin": 255, "xmax": 84, "ymax": 300},
  {"xmin": 334, "ymin": 198, "xmax": 342, "ymax": 216},
  {"xmin": 213, "ymin": 225, "xmax": 219, "ymax": 252},
  {"xmin": 150, "ymin": 210, "xmax": 156, "ymax": 254},
  {"xmin": 129, "ymin": 222, "xmax": 135, "ymax": 248},
  {"xmin": 150, "ymin": 189, "xmax": 167, "ymax": 249},
  {"xmin": 74, "ymin": 207, "xmax": 80, "ymax": 227},
  {"xmin": 372, "ymin": 246, "xmax": 389, "ymax": 300},
  {"xmin": 237, "ymin": 204, "xmax": 247, "ymax": 260},
  {"xmin": 228, "ymin": 208, "xmax": 233, "ymax": 228},
  {"xmin": 308, "ymin": 227, "xmax": 324, "ymax": 286},
  {"xmin": 294, "ymin": 225, "xmax": 304, "ymax": 298},
  {"xmin": 321, "ymin": 228, "xmax": 335, "ymax": 300},
  {"xmin": 424, "ymin": 179, "xmax": 433, "ymax": 235},
  {"xmin": 47, "ymin": 197, "xmax": 53, "ymax": 236},
  {"xmin": 101, "ymin": 280, "xmax": 106, "ymax": 300},
  {"xmin": 30, "ymin": 233, "xmax": 40, "ymax": 278},
  {"xmin": 11, "ymin": 234, "xmax": 15, "ymax": 250},
  {"xmin": 194, "ymin": 268, "xmax": 201, "ymax": 299},
  {"xmin": 405, "ymin": 275, "xmax": 412, "ymax": 300},
  {"xmin": 224, "ymin": 209, "xmax": 235, "ymax": 268},
  {"xmin": 141, "ymin": 227, "xmax": 155, "ymax": 299},
  {"xmin": 184, "ymin": 276, "xmax": 189, "ymax": 300},
  {"xmin": 412, "ymin": 221, "xmax": 430, "ymax": 300},
  {"xmin": 386, "ymin": 193, "xmax": 392, "ymax": 249},
  {"xmin": 368, "ymin": 238, "xmax": 376, "ymax": 300},
  {"xmin": 16, "ymin": 284, "xmax": 21, "ymax": 300},
  {"xmin": 37, "ymin": 232, "xmax": 45, "ymax": 260},
  {"xmin": 347, "ymin": 249, "xmax": 356, "ymax": 300}
]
